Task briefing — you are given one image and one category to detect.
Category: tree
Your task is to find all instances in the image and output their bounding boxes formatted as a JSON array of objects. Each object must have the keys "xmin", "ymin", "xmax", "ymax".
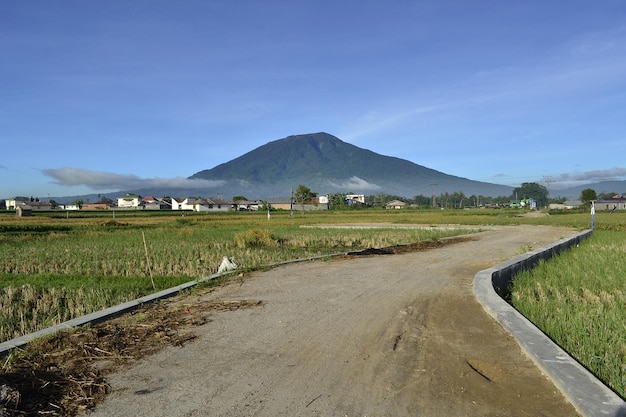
[
  {"xmin": 597, "ymin": 191, "xmax": 616, "ymax": 200},
  {"xmin": 512, "ymin": 182, "xmax": 549, "ymax": 208},
  {"xmin": 328, "ymin": 192, "xmax": 347, "ymax": 210},
  {"xmin": 294, "ymin": 184, "xmax": 317, "ymax": 213},
  {"xmin": 580, "ymin": 188, "xmax": 597, "ymax": 205},
  {"xmin": 232, "ymin": 195, "xmax": 247, "ymax": 202}
]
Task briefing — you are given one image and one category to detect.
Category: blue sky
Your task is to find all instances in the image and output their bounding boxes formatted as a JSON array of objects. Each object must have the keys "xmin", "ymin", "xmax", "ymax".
[{"xmin": 2, "ymin": 1, "xmax": 626, "ymax": 199}]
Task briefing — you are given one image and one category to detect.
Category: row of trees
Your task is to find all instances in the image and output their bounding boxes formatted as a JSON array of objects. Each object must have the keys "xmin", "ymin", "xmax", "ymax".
[
  {"xmin": 273, "ymin": 183, "xmax": 619, "ymax": 211},
  {"xmin": 579, "ymin": 189, "xmax": 624, "ymax": 204},
  {"xmin": 326, "ymin": 182, "xmax": 553, "ymax": 210}
]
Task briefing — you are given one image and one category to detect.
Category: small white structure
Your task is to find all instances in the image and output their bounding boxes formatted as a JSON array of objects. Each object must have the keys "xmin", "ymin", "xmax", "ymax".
[
  {"xmin": 62, "ymin": 204, "xmax": 80, "ymax": 211},
  {"xmin": 218, "ymin": 257, "xmax": 238, "ymax": 273}
]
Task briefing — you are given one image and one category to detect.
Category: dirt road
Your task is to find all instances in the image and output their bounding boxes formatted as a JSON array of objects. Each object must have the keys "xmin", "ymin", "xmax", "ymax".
[{"xmin": 84, "ymin": 225, "xmax": 579, "ymax": 417}]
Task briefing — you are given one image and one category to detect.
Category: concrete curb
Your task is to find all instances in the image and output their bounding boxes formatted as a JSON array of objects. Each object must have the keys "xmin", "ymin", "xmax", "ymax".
[
  {"xmin": 0, "ymin": 253, "xmax": 335, "ymax": 357},
  {"xmin": 473, "ymin": 230, "xmax": 626, "ymax": 417}
]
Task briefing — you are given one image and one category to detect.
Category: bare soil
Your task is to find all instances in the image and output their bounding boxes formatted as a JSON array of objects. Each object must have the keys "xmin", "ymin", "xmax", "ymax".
[{"xmin": 1, "ymin": 225, "xmax": 581, "ymax": 417}]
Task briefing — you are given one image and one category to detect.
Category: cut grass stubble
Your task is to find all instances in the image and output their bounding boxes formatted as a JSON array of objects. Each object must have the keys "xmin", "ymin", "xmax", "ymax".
[{"xmin": 0, "ymin": 219, "xmax": 470, "ymax": 342}]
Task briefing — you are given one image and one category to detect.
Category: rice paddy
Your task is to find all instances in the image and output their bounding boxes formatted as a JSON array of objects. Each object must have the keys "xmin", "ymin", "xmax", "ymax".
[
  {"xmin": 2, "ymin": 207, "xmax": 624, "ymax": 399},
  {"xmin": 511, "ymin": 229, "xmax": 626, "ymax": 398},
  {"xmin": 0, "ymin": 209, "xmax": 474, "ymax": 341}
]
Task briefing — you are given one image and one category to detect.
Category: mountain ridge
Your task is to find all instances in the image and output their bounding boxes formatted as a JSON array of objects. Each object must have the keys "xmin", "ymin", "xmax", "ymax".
[
  {"xmin": 189, "ymin": 132, "xmax": 513, "ymax": 198},
  {"xmin": 43, "ymin": 133, "xmax": 626, "ymax": 203}
]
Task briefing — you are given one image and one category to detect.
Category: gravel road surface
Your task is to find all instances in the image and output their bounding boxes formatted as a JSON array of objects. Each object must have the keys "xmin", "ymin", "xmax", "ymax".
[{"xmin": 83, "ymin": 224, "xmax": 579, "ymax": 417}]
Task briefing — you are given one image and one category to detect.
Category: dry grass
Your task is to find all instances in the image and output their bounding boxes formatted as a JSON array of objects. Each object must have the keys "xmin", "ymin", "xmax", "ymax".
[{"xmin": 0, "ymin": 283, "xmax": 264, "ymax": 417}]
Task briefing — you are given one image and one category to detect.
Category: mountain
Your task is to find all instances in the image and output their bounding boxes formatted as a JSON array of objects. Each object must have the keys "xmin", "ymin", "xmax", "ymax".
[
  {"xmin": 189, "ymin": 132, "xmax": 513, "ymax": 198},
  {"xmin": 552, "ymin": 181, "xmax": 626, "ymax": 200}
]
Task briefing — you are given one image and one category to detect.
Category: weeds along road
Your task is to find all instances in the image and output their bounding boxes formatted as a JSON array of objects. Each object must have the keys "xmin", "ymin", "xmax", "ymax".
[{"xmin": 83, "ymin": 225, "xmax": 579, "ymax": 417}]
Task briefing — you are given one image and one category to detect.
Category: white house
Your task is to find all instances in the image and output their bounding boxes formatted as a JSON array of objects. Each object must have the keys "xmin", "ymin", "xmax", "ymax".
[
  {"xmin": 117, "ymin": 193, "xmax": 141, "ymax": 208},
  {"xmin": 171, "ymin": 198, "xmax": 185, "ymax": 210},
  {"xmin": 5, "ymin": 197, "xmax": 29, "ymax": 210},
  {"xmin": 345, "ymin": 194, "xmax": 365, "ymax": 204},
  {"xmin": 62, "ymin": 204, "xmax": 80, "ymax": 211},
  {"xmin": 181, "ymin": 197, "xmax": 206, "ymax": 211},
  {"xmin": 173, "ymin": 197, "xmax": 233, "ymax": 212},
  {"xmin": 386, "ymin": 199, "xmax": 407, "ymax": 209}
]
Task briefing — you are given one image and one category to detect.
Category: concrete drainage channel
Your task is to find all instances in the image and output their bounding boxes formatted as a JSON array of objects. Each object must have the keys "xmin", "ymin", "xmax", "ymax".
[
  {"xmin": 1, "ymin": 230, "xmax": 625, "ymax": 417},
  {"xmin": 473, "ymin": 229, "xmax": 626, "ymax": 417}
]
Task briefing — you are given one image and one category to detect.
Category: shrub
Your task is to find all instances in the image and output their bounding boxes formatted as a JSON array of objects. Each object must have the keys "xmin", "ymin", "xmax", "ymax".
[{"xmin": 234, "ymin": 229, "xmax": 278, "ymax": 248}]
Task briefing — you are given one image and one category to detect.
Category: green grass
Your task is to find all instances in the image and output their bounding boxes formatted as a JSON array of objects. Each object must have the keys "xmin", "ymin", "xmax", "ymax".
[{"xmin": 511, "ymin": 229, "xmax": 626, "ymax": 398}]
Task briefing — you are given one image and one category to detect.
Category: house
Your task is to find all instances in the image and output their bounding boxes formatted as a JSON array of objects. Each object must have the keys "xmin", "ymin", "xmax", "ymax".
[
  {"xmin": 266, "ymin": 197, "xmax": 293, "ymax": 211},
  {"xmin": 117, "ymin": 193, "xmax": 141, "ymax": 209},
  {"xmin": 345, "ymin": 194, "xmax": 365, "ymax": 204},
  {"xmin": 82, "ymin": 201, "xmax": 112, "ymax": 210},
  {"xmin": 205, "ymin": 198, "xmax": 234, "ymax": 212},
  {"xmin": 171, "ymin": 198, "xmax": 185, "ymax": 210},
  {"xmin": 267, "ymin": 196, "xmax": 328, "ymax": 211},
  {"xmin": 596, "ymin": 195, "xmax": 626, "ymax": 211},
  {"xmin": 549, "ymin": 200, "xmax": 582, "ymax": 211},
  {"xmin": 318, "ymin": 195, "xmax": 329, "ymax": 207},
  {"xmin": 180, "ymin": 197, "xmax": 206, "ymax": 211},
  {"xmin": 27, "ymin": 201, "xmax": 53, "ymax": 211},
  {"xmin": 61, "ymin": 204, "xmax": 81, "ymax": 211},
  {"xmin": 144, "ymin": 198, "xmax": 172, "ymax": 210},
  {"xmin": 386, "ymin": 199, "xmax": 407, "ymax": 209},
  {"xmin": 234, "ymin": 200, "xmax": 262, "ymax": 211},
  {"xmin": 5, "ymin": 197, "xmax": 52, "ymax": 211},
  {"xmin": 172, "ymin": 197, "xmax": 233, "ymax": 212},
  {"xmin": 5, "ymin": 197, "xmax": 29, "ymax": 210}
]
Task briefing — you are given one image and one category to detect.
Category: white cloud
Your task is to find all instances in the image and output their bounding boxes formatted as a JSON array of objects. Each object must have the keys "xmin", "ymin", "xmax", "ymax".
[
  {"xmin": 41, "ymin": 167, "xmax": 226, "ymax": 190},
  {"xmin": 326, "ymin": 176, "xmax": 381, "ymax": 191},
  {"xmin": 551, "ymin": 168, "xmax": 626, "ymax": 183}
]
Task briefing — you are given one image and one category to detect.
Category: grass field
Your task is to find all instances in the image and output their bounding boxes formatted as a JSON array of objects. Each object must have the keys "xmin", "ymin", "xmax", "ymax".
[
  {"xmin": 1, "ymin": 208, "xmax": 479, "ymax": 341},
  {"xmin": 1, "ymin": 207, "xmax": 624, "ymax": 399},
  {"xmin": 511, "ymin": 229, "xmax": 626, "ymax": 398}
]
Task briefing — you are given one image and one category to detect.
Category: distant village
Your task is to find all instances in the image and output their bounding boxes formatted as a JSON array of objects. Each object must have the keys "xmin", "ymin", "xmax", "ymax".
[
  {"xmin": 2, "ymin": 193, "xmax": 376, "ymax": 216},
  {"xmin": 4, "ymin": 192, "xmax": 626, "ymax": 217}
]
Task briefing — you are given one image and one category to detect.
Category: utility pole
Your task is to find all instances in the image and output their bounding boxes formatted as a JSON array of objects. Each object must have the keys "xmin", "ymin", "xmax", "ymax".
[{"xmin": 430, "ymin": 181, "xmax": 437, "ymax": 209}]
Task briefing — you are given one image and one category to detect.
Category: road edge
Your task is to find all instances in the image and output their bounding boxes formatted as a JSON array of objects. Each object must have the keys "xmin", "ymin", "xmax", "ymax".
[
  {"xmin": 0, "ymin": 253, "xmax": 336, "ymax": 356},
  {"xmin": 473, "ymin": 229, "xmax": 626, "ymax": 417}
]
